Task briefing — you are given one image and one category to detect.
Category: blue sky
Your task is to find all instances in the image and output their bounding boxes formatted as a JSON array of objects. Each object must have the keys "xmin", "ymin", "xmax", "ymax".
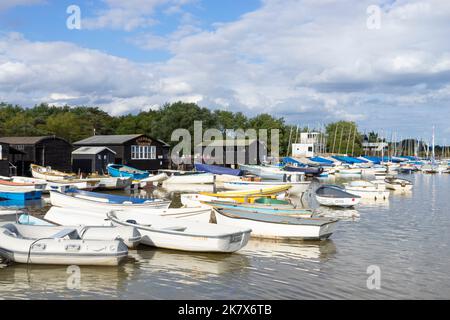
[{"xmin": 0, "ymin": 0, "xmax": 450, "ymax": 143}]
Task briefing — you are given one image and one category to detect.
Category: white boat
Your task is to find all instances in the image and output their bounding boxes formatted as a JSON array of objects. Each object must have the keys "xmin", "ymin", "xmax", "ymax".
[
  {"xmin": 85, "ymin": 176, "xmax": 132, "ymax": 190},
  {"xmin": 0, "ymin": 223, "xmax": 128, "ymax": 266},
  {"xmin": 315, "ymin": 185, "xmax": 361, "ymax": 207},
  {"xmin": 0, "ymin": 210, "xmax": 20, "ymax": 224},
  {"xmin": 213, "ymin": 208, "xmax": 338, "ymax": 240},
  {"xmin": 163, "ymin": 172, "xmax": 215, "ymax": 185},
  {"xmin": 12, "ymin": 176, "xmax": 73, "ymax": 193},
  {"xmin": 0, "ymin": 179, "xmax": 46, "ymax": 192},
  {"xmin": 336, "ymin": 167, "xmax": 362, "ymax": 175},
  {"xmin": 180, "ymin": 192, "xmax": 286, "ymax": 208},
  {"xmin": 214, "ymin": 174, "xmax": 242, "ymax": 184},
  {"xmin": 49, "ymin": 189, "xmax": 171, "ymax": 210},
  {"xmin": 45, "ymin": 206, "xmax": 214, "ymax": 224},
  {"xmin": 343, "ymin": 180, "xmax": 390, "ymax": 200},
  {"xmin": 384, "ymin": 177, "xmax": 413, "ymax": 191},
  {"xmin": 30, "ymin": 164, "xmax": 75, "ymax": 181},
  {"xmin": 222, "ymin": 181, "xmax": 310, "ymax": 195},
  {"xmin": 139, "ymin": 173, "xmax": 169, "ymax": 188}
]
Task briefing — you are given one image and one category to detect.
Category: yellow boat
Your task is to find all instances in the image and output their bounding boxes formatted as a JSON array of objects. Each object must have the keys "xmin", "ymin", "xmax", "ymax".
[{"xmin": 200, "ymin": 185, "xmax": 291, "ymax": 203}]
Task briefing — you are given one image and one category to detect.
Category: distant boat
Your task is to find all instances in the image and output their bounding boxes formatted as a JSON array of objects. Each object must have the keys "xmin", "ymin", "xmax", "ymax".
[
  {"xmin": 194, "ymin": 163, "xmax": 243, "ymax": 176},
  {"xmin": 107, "ymin": 164, "xmax": 149, "ymax": 180},
  {"xmin": 283, "ymin": 165, "xmax": 324, "ymax": 177},
  {"xmin": 315, "ymin": 185, "xmax": 361, "ymax": 208},
  {"xmin": 213, "ymin": 208, "xmax": 338, "ymax": 240},
  {"xmin": 384, "ymin": 177, "xmax": 413, "ymax": 191},
  {"xmin": 343, "ymin": 180, "xmax": 390, "ymax": 200}
]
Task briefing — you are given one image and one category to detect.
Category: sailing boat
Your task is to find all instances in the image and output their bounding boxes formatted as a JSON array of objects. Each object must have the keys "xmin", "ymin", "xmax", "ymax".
[{"xmin": 422, "ymin": 127, "xmax": 446, "ymax": 174}]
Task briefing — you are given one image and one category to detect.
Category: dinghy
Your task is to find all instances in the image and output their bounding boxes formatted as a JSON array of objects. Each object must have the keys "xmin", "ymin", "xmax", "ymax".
[
  {"xmin": 30, "ymin": 164, "xmax": 75, "ymax": 181},
  {"xmin": 0, "ymin": 188, "xmax": 42, "ymax": 201},
  {"xmin": 105, "ymin": 211, "xmax": 251, "ymax": 253},
  {"xmin": 202, "ymin": 201, "xmax": 313, "ymax": 218},
  {"xmin": 18, "ymin": 214, "xmax": 141, "ymax": 248},
  {"xmin": 85, "ymin": 175, "xmax": 132, "ymax": 190},
  {"xmin": 139, "ymin": 173, "xmax": 169, "ymax": 188},
  {"xmin": 0, "ymin": 210, "xmax": 20, "ymax": 224},
  {"xmin": 194, "ymin": 163, "xmax": 243, "ymax": 176},
  {"xmin": 45, "ymin": 205, "xmax": 214, "ymax": 224},
  {"xmin": 222, "ymin": 180, "xmax": 310, "ymax": 195},
  {"xmin": 0, "ymin": 223, "xmax": 128, "ymax": 266},
  {"xmin": 49, "ymin": 189, "xmax": 171, "ymax": 210},
  {"xmin": 315, "ymin": 185, "xmax": 361, "ymax": 207},
  {"xmin": 384, "ymin": 177, "xmax": 413, "ymax": 191},
  {"xmin": 343, "ymin": 180, "xmax": 390, "ymax": 200},
  {"xmin": 12, "ymin": 176, "xmax": 74, "ymax": 193},
  {"xmin": 107, "ymin": 164, "xmax": 150, "ymax": 180},
  {"xmin": 0, "ymin": 179, "xmax": 46, "ymax": 192},
  {"xmin": 283, "ymin": 165, "xmax": 324, "ymax": 177},
  {"xmin": 213, "ymin": 208, "xmax": 337, "ymax": 240},
  {"xmin": 200, "ymin": 185, "xmax": 291, "ymax": 203}
]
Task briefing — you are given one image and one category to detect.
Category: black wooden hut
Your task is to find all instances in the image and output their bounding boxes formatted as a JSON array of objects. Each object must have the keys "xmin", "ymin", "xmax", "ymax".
[
  {"xmin": 73, "ymin": 134, "xmax": 170, "ymax": 172},
  {"xmin": 0, "ymin": 136, "xmax": 72, "ymax": 176},
  {"xmin": 72, "ymin": 146, "xmax": 116, "ymax": 174}
]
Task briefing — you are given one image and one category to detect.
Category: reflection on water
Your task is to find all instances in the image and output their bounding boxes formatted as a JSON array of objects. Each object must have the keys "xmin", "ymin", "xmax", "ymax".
[{"xmin": 1, "ymin": 174, "xmax": 450, "ymax": 299}]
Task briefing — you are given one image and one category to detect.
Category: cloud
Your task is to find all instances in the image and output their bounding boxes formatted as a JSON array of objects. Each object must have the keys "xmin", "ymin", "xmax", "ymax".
[
  {"xmin": 1, "ymin": 0, "xmax": 450, "ymax": 140},
  {"xmin": 0, "ymin": 0, "xmax": 44, "ymax": 11}
]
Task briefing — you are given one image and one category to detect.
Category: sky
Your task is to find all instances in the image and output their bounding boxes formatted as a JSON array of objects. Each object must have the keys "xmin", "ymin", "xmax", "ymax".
[{"xmin": 0, "ymin": 0, "xmax": 450, "ymax": 143}]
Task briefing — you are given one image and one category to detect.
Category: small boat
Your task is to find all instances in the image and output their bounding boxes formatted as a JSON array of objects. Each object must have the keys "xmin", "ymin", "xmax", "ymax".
[
  {"xmin": 343, "ymin": 180, "xmax": 390, "ymax": 200},
  {"xmin": 101, "ymin": 211, "xmax": 251, "ymax": 253},
  {"xmin": 0, "ymin": 210, "xmax": 20, "ymax": 224},
  {"xmin": 85, "ymin": 175, "xmax": 132, "ymax": 190},
  {"xmin": 213, "ymin": 174, "xmax": 242, "ymax": 184},
  {"xmin": 30, "ymin": 164, "xmax": 75, "ymax": 181},
  {"xmin": 0, "ymin": 223, "xmax": 128, "ymax": 266},
  {"xmin": 222, "ymin": 180, "xmax": 310, "ymax": 195},
  {"xmin": 213, "ymin": 208, "xmax": 337, "ymax": 240},
  {"xmin": 139, "ymin": 173, "xmax": 169, "ymax": 188},
  {"xmin": 194, "ymin": 163, "xmax": 243, "ymax": 176},
  {"xmin": 315, "ymin": 185, "xmax": 361, "ymax": 207},
  {"xmin": 384, "ymin": 177, "xmax": 413, "ymax": 191},
  {"xmin": 200, "ymin": 185, "xmax": 291, "ymax": 203},
  {"xmin": 202, "ymin": 201, "xmax": 313, "ymax": 218},
  {"xmin": 0, "ymin": 179, "xmax": 46, "ymax": 192},
  {"xmin": 49, "ymin": 189, "xmax": 171, "ymax": 210},
  {"xmin": 283, "ymin": 165, "xmax": 324, "ymax": 177},
  {"xmin": 107, "ymin": 164, "xmax": 149, "ymax": 180},
  {"xmin": 45, "ymin": 205, "xmax": 214, "ymax": 224},
  {"xmin": 12, "ymin": 176, "xmax": 73, "ymax": 193},
  {"xmin": 337, "ymin": 168, "xmax": 362, "ymax": 175},
  {"xmin": 18, "ymin": 214, "xmax": 141, "ymax": 248},
  {"xmin": 163, "ymin": 172, "xmax": 215, "ymax": 185},
  {"xmin": 0, "ymin": 188, "xmax": 42, "ymax": 201}
]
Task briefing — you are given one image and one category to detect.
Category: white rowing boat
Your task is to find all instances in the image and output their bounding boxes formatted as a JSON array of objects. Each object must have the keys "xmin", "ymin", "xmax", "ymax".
[
  {"xmin": 343, "ymin": 180, "xmax": 390, "ymax": 200},
  {"xmin": 315, "ymin": 185, "xmax": 361, "ymax": 208},
  {"xmin": 384, "ymin": 177, "xmax": 413, "ymax": 191},
  {"xmin": 0, "ymin": 223, "xmax": 128, "ymax": 266},
  {"xmin": 163, "ymin": 172, "xmax": 215, "ymax": 185}
]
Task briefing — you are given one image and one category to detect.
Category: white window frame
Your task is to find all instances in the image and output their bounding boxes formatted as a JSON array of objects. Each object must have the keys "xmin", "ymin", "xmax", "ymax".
[{"xmin": 131, "ymin": 145, "xmax": 156, "ymax": 160}]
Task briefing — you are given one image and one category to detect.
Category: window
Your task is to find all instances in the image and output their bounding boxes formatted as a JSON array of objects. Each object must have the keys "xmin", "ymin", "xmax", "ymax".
[
  {"xmin": 131, "ymin": 145, "xmax": 156, "ymax": 160},
  {"xmin": 308, "ymin": 146, "xmax": 313, "ymax": 152}
]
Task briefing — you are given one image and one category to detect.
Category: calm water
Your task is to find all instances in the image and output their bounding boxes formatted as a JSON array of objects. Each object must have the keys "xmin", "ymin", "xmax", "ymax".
[{"xmin": 1, "ymin": 173, "xmax": 450, "ymax": 299}]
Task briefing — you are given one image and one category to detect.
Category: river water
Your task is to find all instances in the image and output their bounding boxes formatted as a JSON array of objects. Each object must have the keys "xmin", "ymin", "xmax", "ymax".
[{"xmin": 1, "ymin": 173, "xmax": 450, "ymax": 299}]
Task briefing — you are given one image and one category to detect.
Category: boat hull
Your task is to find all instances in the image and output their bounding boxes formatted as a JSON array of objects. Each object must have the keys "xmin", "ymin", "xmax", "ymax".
[{"xmin": 315, "ymin": 195, "xmax": 360, "ymax": 208}]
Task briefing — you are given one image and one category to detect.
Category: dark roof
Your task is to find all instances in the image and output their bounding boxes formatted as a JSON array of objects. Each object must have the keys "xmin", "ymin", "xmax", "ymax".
[
  {"xmin": 0, "ymin": 136, "xmax": 68, "ymax": 145},
  {"xmin": 74, "ymin": 134, "xmax": 170, "ymax": 147}
]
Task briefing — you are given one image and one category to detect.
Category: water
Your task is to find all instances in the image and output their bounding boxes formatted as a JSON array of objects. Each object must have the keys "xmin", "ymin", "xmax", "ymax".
[{"xmin": 1, "ymin": 174, "xmax": 450, "ymax": 299}]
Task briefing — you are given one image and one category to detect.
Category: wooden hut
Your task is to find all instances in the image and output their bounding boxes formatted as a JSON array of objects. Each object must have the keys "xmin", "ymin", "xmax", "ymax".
[{"xmin": 72, "ymin": 147, "xmax": 116, "ymax": 174}]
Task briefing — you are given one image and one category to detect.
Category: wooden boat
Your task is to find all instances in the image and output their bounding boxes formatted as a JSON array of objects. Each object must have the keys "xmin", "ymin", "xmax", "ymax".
[
  {"xmin": 343, "ymin": 180, "xmax": 390, "ymax": 200},
  {"xmin": 213, "ymin": 208, "xmax": 337, "ymax": 240},
  {"xmin": 194, "ymin": 163, "xmax": 243, "ymax": 176},
  {"xmin": 0, "ymin": 179, "xmax": 46, "ymax": 192},
  {"xmin": 222, "ymin": 180, "xmax": 310, "ymax": 195},
  {"xmin": 201, "ymin": 185, "xmax": 291, "ymax": 202},
  {"xmin": 315, "ymin": 185, "xmax": 361, "ymax": 207},
  {"xmin": 0, "ymin": 223, "xmax": 128, "ymax": 266},
  {"xmin": 49, "ymin": 189, "xmax": 171, "ymax": 210},
  {"xmin": 163, "ymin": 172, "xmax": 215, "ymax": 185},
  {"xmin": 45, "ymin": 205, "xmax": 214, "ymax": 224},
  {"xmin": 18, "ymin": 214, "xmax": 141, "ymax": 248},
  {"xmin": 384, "ymin": 177, "xmax": 413, "ymax": 191},
  {"xmin": 202, "ymin": 201, "xmax": 313, "ymax": 218},
  {"xmin": 30, "ymin": 164, "xmax": 75, "ymax": 181},
  {"xmin": 107, "ymin": 164, "xmax": 149, "ymax": 180}
]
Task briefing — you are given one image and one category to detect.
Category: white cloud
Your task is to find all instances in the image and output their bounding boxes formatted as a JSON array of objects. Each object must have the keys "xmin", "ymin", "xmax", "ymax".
[{"xmin": 0, "ymin": 0, "xmax": 44, "ymax": 11}]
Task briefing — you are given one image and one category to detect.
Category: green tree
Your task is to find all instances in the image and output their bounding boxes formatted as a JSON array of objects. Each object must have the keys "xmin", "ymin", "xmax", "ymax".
[{"xmin": 326, "ymin": 121, "xmax": 362, "ymax": 156}]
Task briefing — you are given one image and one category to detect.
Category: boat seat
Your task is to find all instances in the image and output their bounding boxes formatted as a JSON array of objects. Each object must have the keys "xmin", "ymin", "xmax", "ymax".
[
  {"xmin": 50, "ymin": 228, "xmax": 78, "ymax": 239},
  {"xmin": 161, "ymin": 226, "xmax": 187, "ymax": 232}
]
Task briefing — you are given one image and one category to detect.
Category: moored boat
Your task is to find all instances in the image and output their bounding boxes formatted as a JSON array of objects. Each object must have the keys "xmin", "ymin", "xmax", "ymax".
[
  {"xmin": 315, "ymin": 185, "xmax": 361, "ymax": 207},
  {"xmin": 384, "ymin": 177, "xmax": 413, "ymax": 191},
  {"xmin": 30, "ymin": 164, "xmax": 75, "ymax": 181},
  {"xmin": 200, "ymin": 185, "xmax": 291, "ymax": 203},
  {"xmin": 194, "ymin": 163, "xmax": 243, "ymax": 176},
  {"xmin": 0, "ymin": 223, "xmax": 128, "ymax": 266},
  {"xmin": 213, "ymin": 208, "xmax": 337, "ymax": 240},
  {"xmin": 107, "ymin": 164, "xmax": 149, "ymax": 180},
  {"xmin": 343, "ymin": 180, "xmax": 390, "ymax": 200},
  {"xmin": 222, "ymin": 180, "xmax": 310, "ymax": 195},
  {"xmin": 0, "ymin": 179, "xmax": 46, "ymax": 192},
  {"xmin": 49, "ymin": 189, "xmax": 171, "ymax": 210},
  {"xmin": 163, "ymin": 172, "xmax": 215, "ymax": 185}
]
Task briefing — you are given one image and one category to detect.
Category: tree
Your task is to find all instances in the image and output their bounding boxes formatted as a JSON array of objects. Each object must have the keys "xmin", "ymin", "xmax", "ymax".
[{"xmin": 326, "ymin": 121, "xmax": 363, "ymax": 156}]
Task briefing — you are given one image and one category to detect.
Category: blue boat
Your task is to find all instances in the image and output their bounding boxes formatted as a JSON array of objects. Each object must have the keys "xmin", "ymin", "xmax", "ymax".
[
  {"xmin": 283, "ymin": 165, "xmax": 324, "ymax": 176},
  {"xmin": 0, "ymin": 190, "xmax": 42, "ymax": 201},
  {"xmin": 107, "ymin": 164, "xmax": 150, "ymax": 180},
  {"xmin": 194, "ymin": 163, "xmax": 243, "ymax": 176}
]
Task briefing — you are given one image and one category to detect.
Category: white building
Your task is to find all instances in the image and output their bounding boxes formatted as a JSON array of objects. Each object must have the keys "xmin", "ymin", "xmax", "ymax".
[{"xmin": 292, "ymin": 143, "xmax": 314, "ymax": 157}]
